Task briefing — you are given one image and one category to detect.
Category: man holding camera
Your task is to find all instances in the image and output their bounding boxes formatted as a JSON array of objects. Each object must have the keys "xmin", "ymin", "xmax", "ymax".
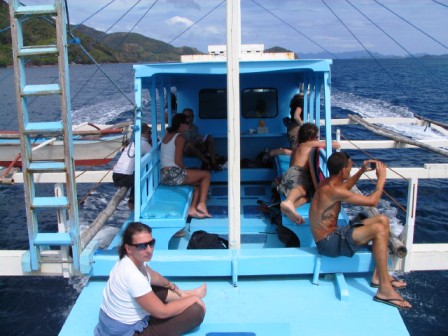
[{"xmin": 309, "ymin": 151, "xmax": 411, "ymax": 309}]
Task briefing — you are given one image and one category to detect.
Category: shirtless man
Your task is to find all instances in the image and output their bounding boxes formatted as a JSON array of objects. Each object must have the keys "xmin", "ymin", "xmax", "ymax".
[
  {"xmin": 278, "ymin": 123, "xmax": 340, "ymax": 224},
  {"xmin": 309, "ymin": 152, "xmax": 411, "ymax": 309}
]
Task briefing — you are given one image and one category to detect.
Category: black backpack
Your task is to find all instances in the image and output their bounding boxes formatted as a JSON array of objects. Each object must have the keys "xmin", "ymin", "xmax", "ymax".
[{"xmin": 187, "ymin": 230, "xmax": 229, "ymax": 249}]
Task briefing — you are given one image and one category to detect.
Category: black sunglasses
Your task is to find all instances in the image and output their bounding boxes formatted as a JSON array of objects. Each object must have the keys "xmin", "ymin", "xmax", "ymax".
[{"xmin": 128, "ymin": 239, "xmax": 156, "ymax": 250}]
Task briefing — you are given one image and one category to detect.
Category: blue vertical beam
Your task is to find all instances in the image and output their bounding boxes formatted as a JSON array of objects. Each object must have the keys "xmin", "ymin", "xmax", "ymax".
[
  {"xmin": 57, "ymin": 0, "xmax": 80, "ymax": 270},
  {"xmin": 303, "ymin": 73, "xmax": 309, "ymax": 122},
  {"xmin": 134, "ymin": 77, "xmax": 143, "ymax": 222},
  {"xmin": 323, "ymin": 71, "xmax": 332, "ymax": 161},
  {"xmin": 309, "ymin": 74, "xmax": 316, "ymax": 124},
  {"xmin": 315, "ymin": 76, "xmax": 322, "ymax": 137}
]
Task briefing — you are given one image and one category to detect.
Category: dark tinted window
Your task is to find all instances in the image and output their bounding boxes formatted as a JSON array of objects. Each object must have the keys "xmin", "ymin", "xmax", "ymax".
[
  {"xmin": 199, "ymin": 89, "xmax": 227, "ymax": 119},
  {"xmin": 242, "ymin": 88, "xmax": 278, "ymax": 118}
]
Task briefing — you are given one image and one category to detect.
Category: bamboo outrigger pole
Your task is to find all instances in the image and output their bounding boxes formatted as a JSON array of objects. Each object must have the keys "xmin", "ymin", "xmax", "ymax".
[
  {"xmin": 349, "ymin": 114, "xmax": 448, "ymax": 158},
  {"xmin": 80, "ymin": 187, "xmax": 128, "ymax": 249}
]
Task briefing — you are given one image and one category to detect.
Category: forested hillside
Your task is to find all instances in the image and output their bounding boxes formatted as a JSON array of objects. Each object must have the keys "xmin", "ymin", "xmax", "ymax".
[{"xmin": 0, "ymin": 2, "xmax": 202, "ymax": 67}]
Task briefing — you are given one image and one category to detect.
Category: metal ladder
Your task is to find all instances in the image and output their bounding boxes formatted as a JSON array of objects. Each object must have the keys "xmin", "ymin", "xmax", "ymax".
[{"xmin": 9, "ymin": 0, "xmax": 81, "ymax": 274}]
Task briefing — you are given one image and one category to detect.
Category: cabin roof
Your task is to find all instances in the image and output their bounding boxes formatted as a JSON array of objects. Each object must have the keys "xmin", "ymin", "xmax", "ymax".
[{"xmin": 133, "ymin": 59, "xmax": 332, "ymax": 80}]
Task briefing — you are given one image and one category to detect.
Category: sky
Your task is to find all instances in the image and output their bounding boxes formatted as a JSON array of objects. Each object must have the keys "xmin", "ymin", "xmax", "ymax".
[{"xmin": 16, "ymin": 0, "xmax": 448, "ymax": 56}]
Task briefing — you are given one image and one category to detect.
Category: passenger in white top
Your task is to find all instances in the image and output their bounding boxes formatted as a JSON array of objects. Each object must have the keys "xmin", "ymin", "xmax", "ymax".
[
  {"xmin": 113, "ymin": 123, "xmax": 152, "ymax": 206},
  {"xmin": 160, "ymin": 113, "xmax": 212, "ymax": 219},
  {"xmin": 95, "ymin": 222, "xmax": 206, "ymax": 336}
]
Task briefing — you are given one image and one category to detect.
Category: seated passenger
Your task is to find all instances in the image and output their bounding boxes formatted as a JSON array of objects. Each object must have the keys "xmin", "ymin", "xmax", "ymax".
[
  {"xmin": 309, "ymin": 152, "xmax": 411, "ymax": 309},
  {"xmin": 94, "ymin": 222, "xmax": 206, "ymax": 336},
  {"xmin": 183, "ymin": 108, "xmax": 221, "ymax": 171},
  {"xmin": 113, "ymin": 123, "xmax": 152, "ymax": 208},
  {"xmin": 278, "ymin": 123, "xmax": 340, "ymax": 224},
  {"xmin": 161, "ymin": 113, "xmax": 212, "ymax": 219}
]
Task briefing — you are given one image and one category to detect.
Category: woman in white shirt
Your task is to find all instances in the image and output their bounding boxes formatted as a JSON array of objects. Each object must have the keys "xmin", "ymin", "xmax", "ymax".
[
  {"xmin": 112, "ymin": 123, "xmax": 152, "ymax": 206},
  {"xmin": 95, "ymin": 222, "xmax": 206, "ymax": 336},
  {"xmin": 160, "ymin": 113, "xmax": 212, "ymax": 219}
]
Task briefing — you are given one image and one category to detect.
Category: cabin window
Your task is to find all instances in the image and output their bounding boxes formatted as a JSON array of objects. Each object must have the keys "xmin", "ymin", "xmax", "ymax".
[
  {"xmin": 199, "ymin": 89, "xmax": 227, "ymax": 119},
  {"xmin": 242, "ymin": 88, "xmax": 278, "ymax": 118}
]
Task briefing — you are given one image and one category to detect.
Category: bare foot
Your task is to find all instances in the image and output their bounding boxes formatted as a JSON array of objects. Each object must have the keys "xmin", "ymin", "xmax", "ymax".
[
  {"xmin": 179, "ymin": 283, "xmax": 207, "ymax": 298},
  {"xmin": 280, "ymin": 200, "xmax": 304, "ymax": 224},
  {"xmin": 192, "ymin": 283, "xmax": 207, "ymax": 298},
  {"xmin": 197, "ymin": 202, "xmax": 212, "ymax": 218},
  {"xmin": 188, "ymin": 208, "xmax": 206, "ymax": 219},
  {"xmin": 371, "ymin": 274, "xmax": 407, "ymax": 289}
]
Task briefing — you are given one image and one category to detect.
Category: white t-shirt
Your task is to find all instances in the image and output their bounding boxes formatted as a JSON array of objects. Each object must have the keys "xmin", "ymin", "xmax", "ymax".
[
  {"xmin": 114, "ymin": 139, "xmax": 152, "ymax": 175},
  {"xmin": 100, "ymin": 256, "xmax": 152, "ymax": 324}
]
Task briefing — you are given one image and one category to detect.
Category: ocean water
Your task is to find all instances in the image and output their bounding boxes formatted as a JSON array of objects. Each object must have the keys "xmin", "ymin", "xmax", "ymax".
[{"xmin": 0, "ymin": 59, "xmax": 447, "ymax": 335}]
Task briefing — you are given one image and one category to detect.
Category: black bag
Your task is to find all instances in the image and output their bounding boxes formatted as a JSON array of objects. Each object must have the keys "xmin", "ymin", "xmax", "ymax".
[{"xmin": 187, "ymin": 230, "xmax": 229, "ymax": 249}]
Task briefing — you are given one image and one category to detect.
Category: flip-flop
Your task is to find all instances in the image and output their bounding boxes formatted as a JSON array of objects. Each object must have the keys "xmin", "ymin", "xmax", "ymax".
[
  {"xmin": 373, "ymin": 295, "xmax": 411, "ymax": 310},
  {"xmin": 370, "ymin": 276, "xmax": 407, "ymax": 289}
]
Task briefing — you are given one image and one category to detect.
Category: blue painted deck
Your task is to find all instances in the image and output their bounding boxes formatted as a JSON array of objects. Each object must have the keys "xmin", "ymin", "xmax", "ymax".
[
  {"xmin": 61, "ymin": 181, "xmax": 402, "ymax": 336},
  {"xmin": 60, "ymin": 275, "xmax": 409, "ymax": 335}
]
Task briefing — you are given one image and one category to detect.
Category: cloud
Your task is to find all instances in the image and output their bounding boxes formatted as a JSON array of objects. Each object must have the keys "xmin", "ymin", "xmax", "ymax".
[{"xmin": 166, "ymin": 16, "xmax": 194, "ymax": 27}]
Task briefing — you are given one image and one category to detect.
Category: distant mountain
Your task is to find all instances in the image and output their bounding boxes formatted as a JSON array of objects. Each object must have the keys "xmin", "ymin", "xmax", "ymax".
[
  {"xmin": 75, "ymin": 25, "xmax": 203, "ymax": 63},
  {"xmin": 0, "ymin": 3, "xmax": 203, "ymax": 67},
  {"xmin": 296, "ymin": 49, "xmax": 448, "ymax": 60},
  {"xmin": 265, "ymin": 46, "xmax": 298, "ymax": 59},
  {"xmin": 1, "ymin": 2, "xmax": 446, "ymax": 67}
]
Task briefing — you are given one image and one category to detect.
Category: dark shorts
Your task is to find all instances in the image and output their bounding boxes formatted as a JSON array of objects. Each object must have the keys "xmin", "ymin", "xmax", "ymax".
[{"xmin": 316, "ymin": 215, "xmax": 368, "ymax": 257}]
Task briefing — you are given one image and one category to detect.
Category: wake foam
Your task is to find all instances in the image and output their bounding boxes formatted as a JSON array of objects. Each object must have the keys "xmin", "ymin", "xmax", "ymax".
[{"xmin": 332, "ymin": 90, "xmax": 446, "ymax": 141}]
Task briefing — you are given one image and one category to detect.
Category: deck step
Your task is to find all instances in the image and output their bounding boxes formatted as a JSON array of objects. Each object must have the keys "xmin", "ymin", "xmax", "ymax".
[
  {"xmin": 34, "ymin": 233, "xmax": 72, "ymax": 246},
  {"xmin": 18, "ymin": 46, "xmax": 58, "ymax": 57},
  {"xmin": 28, "ymin": 161, "xmax": 66, "ymax": 172},
  {"xmin": 31, "ymin": 196, "xmax": 69, "ymax": 209},
  {"xmin": 22, "ymin": 84, "xmax": 61, "ymax": 96},
  {"xmin": 24, "ymin": 121, "xmax": 63, "ymax": 134},
  {"xmin": 15, "ymin": 4, "xmax": 57, "ymax": 16}
]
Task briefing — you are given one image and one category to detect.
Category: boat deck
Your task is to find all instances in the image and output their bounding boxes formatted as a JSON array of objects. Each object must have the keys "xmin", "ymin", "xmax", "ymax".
[
  {"xmin": 60, "ymin": 181, "xmax": 408, "ymax": 335},
  {"xmin": 60, "ymin": 274, "xmax": 409, "ymax": 335}
]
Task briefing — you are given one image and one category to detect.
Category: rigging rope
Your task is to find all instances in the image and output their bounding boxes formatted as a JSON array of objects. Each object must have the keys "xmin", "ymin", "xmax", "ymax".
[
  {"xmin": 71, "ymin": 0, "xmax": 117, "ymax": 31},
  {"xmin": 64, "ymin": 0, "xmax": 135, "ymax": 106},
  {"xmin": 320, "ymin": 0, "xmax": 396, "ymax": 83},
  {"xmin": 111, "ymin": 0, "xmax": 159, "ymax": 49},
  {"xmin": 431, "ymin": 0, "xmax": 448, "ymax": 8},
  {"xmin": 374, "ymin": 0, "xmax": 448, "ymax": 51},
  {"xmin": 338, "ymin": 132, "xmax": 407, "ymax": 213},
  {"xmin": 345, "ymin": 0, "xmax": 445, "ymax": 83},
  {"xmin": 169, "ymin": 0, "xmax": 225, "ymax": 44},
  {"xmin": 250, "ymin": 0, "xmax": 338, "ymax": 59}
]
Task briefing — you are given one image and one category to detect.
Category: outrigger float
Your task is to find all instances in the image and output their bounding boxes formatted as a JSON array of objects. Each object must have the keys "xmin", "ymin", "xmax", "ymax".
[{"xmin": 1, "ymin": 1, "xmax": 448, "ymax": 335}]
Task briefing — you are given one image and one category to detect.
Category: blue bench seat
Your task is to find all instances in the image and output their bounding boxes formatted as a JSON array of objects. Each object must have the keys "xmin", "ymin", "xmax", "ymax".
[{"xmin": 140, "ymin": 185, "xmax": 193, "ymax": 249}]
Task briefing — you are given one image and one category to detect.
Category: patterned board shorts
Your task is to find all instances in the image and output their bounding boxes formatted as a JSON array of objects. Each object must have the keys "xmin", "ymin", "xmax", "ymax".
[
  {"xmin": 161, "ymin": 167, "xmax": 187, "ymax": 185},
  {"xmin": 277, "ymin": 166, "xmax": 313, "ymax": 197}
]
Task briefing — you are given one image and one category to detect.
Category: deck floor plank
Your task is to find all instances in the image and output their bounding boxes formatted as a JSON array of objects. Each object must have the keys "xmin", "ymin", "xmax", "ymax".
[{"xmin": 60, "ymin": 275, "xmax": 408, "ymax": 335}]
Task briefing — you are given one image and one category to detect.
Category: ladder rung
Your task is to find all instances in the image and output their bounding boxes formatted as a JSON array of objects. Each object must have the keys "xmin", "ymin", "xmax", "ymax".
[
  {"xmin": 24, "ymin": 121, "xmax": 63, "ymax": 134},
  {"xmin": 34, "ymin": 233, "xmax": 72, "ymax": 246},
  {"xmin": 32, "ymin": 196, "xmax": 69, "ymax": 209},
  {"xmin": 22, "ymin": 84, "xmax": 61, "ymax": 96},
  {"xmin": 18, "ymin": 46, "xmax": 58, "ymax": 57},
  {"xmin": 15, "ymin": 5, "xmax": 57, "ymax": 16},
  {"xmin": 28, "ymin": 162, "xmax": 66, "ymax": 172}
]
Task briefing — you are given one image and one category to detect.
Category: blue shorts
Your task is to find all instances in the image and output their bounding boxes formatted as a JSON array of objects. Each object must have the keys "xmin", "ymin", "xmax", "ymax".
[{"xmin": 316, "ymin": 217, "xmax": 368, "ymax": 257}]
